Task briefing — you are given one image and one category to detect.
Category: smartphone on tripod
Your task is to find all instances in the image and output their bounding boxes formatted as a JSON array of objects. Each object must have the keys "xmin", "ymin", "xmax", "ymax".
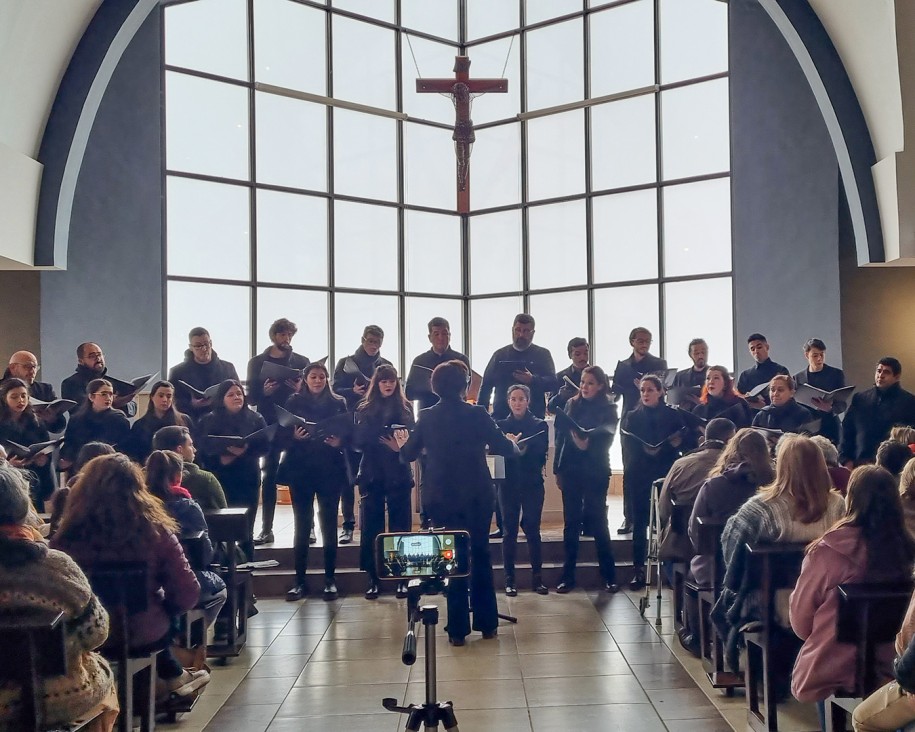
[{"xmin": 376, "ymin": 531, "xmax": 471, "ymax": 580}]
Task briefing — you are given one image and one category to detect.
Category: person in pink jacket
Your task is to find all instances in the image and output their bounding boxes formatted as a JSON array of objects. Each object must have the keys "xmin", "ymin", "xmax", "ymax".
[{"xmin": 789, "ymin": 465, "xmax": 915, "ymax": 729}]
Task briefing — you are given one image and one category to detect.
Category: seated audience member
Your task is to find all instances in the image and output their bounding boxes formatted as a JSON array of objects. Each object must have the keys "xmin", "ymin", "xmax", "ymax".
[
  {"xmin": 0, "ymin": 378, "xmax": 56, "ymax": 509},
  {"xmin": 712, "ymin": 435, "xmax": 844, "ymax": 672},
  {"xmin": 889, "ymin": 426, "xmax": 915, "ymax": 452},
  {"xmin": 810, "ymin": 434, "xmax": 852, "ymax": 495},
  {"xmin": 876, "ymin": 439, "xmax": 914, "ymax": 481},
  {"xmin": 4, "ymin": 351, "xmax": 67, "ymax": 432},
  {"xmin": 49, "ymin": 442, "xmax": 116, "ymax": 537},
  {"xmin": 127, "ymin": 381, "xmax": 192, "ymax": 464},
  {"xmin": 790, "ymin": 466, "xmax": 915, "ymax": 722},
  {"xmin": 145, "ymin": 450, "xmax": 227, "ymax": 628},
  {"xmin": 692, "ymin": 365, "xmax": 753, "ymax": 429},
  {"xmin": 0, "ymin": 465, "xmax": 117, "ymax": 730},
  {"xmin": 60, "ymin": 379, "xmax": 131, "ymax": 469},
  {"xmin": 51, "ymin": 454, "xmax": 210, "ymax": 701},
  {"xmin": 168, "ymin": 327, "xmax": 240, "ymax": 422},
  {"xmin": 60, "ymin": 343, "xmax": 137, "ymax": 417},
  {"xmin": 901, "ymin": 458, "xmax": 915, "ymax": 541},
  {"xmin": 153, "ymin": 426, "xmax": 227, "ymax": 509},
  {"xmin": 752, "ymin": 375, "xmax": 815, "ymax": 433}
]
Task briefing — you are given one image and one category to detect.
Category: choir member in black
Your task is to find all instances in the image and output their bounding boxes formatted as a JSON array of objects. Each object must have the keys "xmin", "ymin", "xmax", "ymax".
[
  {"xmin": 0, "ymin": 378, "xmax": 55, "ymax": 508},
  {"xmin": 395, "ymin": 360, "xmax": 518, "ymax": 645},
  {"xmin": 354, "ymin": 365, "xmax": 415, "ymax": 600},
  {"xmin": 671, "ymin": 338, "xmax": 709, "ymax": 411},
  {"xmin": 60, "ymin": 342, "xmax": 137, "ymax": 416},
  {"xmin": 60, "ymin": 378, "xmax": 131, "ymax": 468},
  {"xmin": 840, "ymin": 357, "xmax": 915, "ymax": 467},
  {"xmin": 127, "ymin": 380, "xmax": 193, "ymax": 464},
  {"xmin": 621, "ymin": 375, "xmax": 692, "ymax": 590},
  {"xmin": 278, "ymin": 362, "xmax": 350, "ymax": 602},
  {"xmin": 405, "ymin": 317, "xmax": 470, "ymax": 410},
  {"xmin": 4, "ymin": 351, "xmax": 66, "ymax": 433},
  {"xmin": 496, "ymin": 384, "xmax": 549, "ymax": 596},
  {"xmin": 332, "ymin": 325, "xmax": 392, "ymax": 544},
  {"xmin": 553, "ymin": 366, "xmax": 620, "ymax": 594},
  {"xmin": 692, "ymin": 365, "xmax": 753, "ymax": 429},
  {"xmin": 735, "ymin": 333, "xmax": 789, "ymax": 408},
  {"xmin": 548, "ymin": 337, "xmax": 590, "ymax": 414},
  {"xmin": 246, "ymin": 318, "xmax": 309, "ymax": 546},
  {"xmin": 478, "ymin": 314, "xmax": 558, "ymax": 420},
  {"xmin": 793, "ymin": 338, "xmax": 846, "ymax": 444},
  {"xmin": 197, "ymin": 379, "xmax": 269, "ymax": 561},
  {"xmin": 168, "ymin": 327, "xmax": 239, "ymax": 422},
  {"xmin": 752, "ymin": 375, "xmax": 815, "ymax": 434}
]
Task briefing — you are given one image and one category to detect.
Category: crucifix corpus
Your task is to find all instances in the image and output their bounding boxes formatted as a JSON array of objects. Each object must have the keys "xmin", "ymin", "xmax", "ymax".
[{"xmin": 416, "ymin": 56, "xmax": 508, "ymax": 214}]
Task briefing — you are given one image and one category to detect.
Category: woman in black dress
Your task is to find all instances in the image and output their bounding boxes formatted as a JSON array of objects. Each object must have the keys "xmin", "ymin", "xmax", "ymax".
[
  {"xmin": 127, "ymin": 380, "xmax": 192, "ymax": 464},
  {"xmin": 692, "ymin": 365, "xmax": 753, "ymax": 429},
  {"xmin": 0, "ymin": 378, "xmax": 55, "ymax": 508},
  {"xmin": 61, "ymin": 378, "xmax": 131, "ymax": 469}
]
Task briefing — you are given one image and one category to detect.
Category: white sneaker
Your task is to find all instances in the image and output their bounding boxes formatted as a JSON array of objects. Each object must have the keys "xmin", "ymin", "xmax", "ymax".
[{"xmin": 165, "ymin": 668, "xmax": 211, "ymax": 697}]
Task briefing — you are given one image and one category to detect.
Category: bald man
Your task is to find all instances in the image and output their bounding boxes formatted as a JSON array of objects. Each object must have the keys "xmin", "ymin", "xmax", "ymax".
[{"xmin": 3, "ymin": 351, "xmax": 67, "ymax": 432}]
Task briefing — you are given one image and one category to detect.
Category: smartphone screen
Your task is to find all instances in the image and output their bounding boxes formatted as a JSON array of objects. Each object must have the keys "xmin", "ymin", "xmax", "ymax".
[{"xmin": 375, "ymin": 531, "xmax": 471, "ymax": 579}]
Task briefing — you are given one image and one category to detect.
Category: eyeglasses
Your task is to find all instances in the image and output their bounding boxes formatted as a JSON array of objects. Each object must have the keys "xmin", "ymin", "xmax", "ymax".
[
  {"xmin": 189, "ymin": 342, "xmax": 213, "ymax": 350},
  {"xmin": 362, "ymin": 338, "xmax": 382, "ymax": 347},
  {"xmin": 84, "ymin": 351, "xmax": 103, "ymax": 360},
  {"xmin": 11, "ymin": 363, "xmax": 39, "ymax": 371},
  {"xmin": 93, "ymin": 391, "xmax": 115, "ymax": 398}
]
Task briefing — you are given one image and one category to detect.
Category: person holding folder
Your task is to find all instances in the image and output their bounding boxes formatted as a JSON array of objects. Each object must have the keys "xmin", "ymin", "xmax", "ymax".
[
  {"xmin": 168, "ymin": 327, "xmax": 240, "ymax": 422},
  {"xmin": 4, "ymin": 351, "xmax": 67, "ymax": 432},
  {"xmin": 670, "ymin": 338, "xmax": 709, "ymax": 412},
  {"xmin": 0, "ymin": 377, "xmax": 56, "ymax": 508},
  {"xmin": 736, "ymin": 333, "xmax": 789, "ymax": 408},
  {"xmin": 127, "ymin": 380, "xmax": 193, "ymax": 464},
  {"xmin": 60, "ymin": 378, "xmax": 131, "ymax": 469},
  {"xmin": 405, "ymin": 317, "xmax": 470, "ymax": 410},
  {"xmin": 793, "ymin": 338, "xmax": 846, "ymax": 444},
  {"xmin": 548, "ymin": 337, "xmax": 590, "ymax": 414},
  {"xmin": 60, "ymin": 342, "xmax": 138, "ymax": 416},
  {"xmin": 752, "ymin": 375, "xmax": 816, "ymax": 434},
  {"xmin": 692, "ymin": 365, "xmax": 753, "ymax": 429}
]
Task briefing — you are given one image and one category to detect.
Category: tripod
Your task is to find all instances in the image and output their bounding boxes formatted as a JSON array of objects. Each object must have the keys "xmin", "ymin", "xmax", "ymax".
[{"xmin": 382, "ymin": 580, "xmax": 460, "ymax": 731}]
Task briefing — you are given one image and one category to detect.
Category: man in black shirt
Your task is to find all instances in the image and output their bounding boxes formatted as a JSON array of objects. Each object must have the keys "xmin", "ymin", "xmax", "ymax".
[
  {"xmin": 405, "ymin": 317, "xmax": 470, "ymax": 410},
  {"xmin": 478, "ymin": 314, "xmax": 558, "ymax": 420},
  {"xmin": 736, "ymin": 333, "xmax": 789, "ymax": 408},
  {"xmin": 793, "ymin": 338, "xmax": 846, "ymax": 444},
  {"xmin": 671, "ymin": 338, "xmax": 709, "ymax": 412},
  {"xmin": 840, "ymin": 357, "xmax": 915, "ymax": 466},
  {"xmin": 246, "ymin": 318, "xmax": 310, "ymax": 545},
  {"xmin": 4, "ymin": 351, "xmax": 67, "ymax": 432},
  {"xmin": 60, "ymin": 342, "xmax": 137, "ymax": 417},
  {"xmin": 549, "ymin": 337, "xmax": 590, "ymax": 414},
  {"xmin": 169, "ymin": 327, "xmax": 240, "ymax": 422}
]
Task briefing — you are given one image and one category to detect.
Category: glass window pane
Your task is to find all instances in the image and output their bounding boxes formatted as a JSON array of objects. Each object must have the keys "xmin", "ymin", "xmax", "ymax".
[
  {"xmin": 334, "ymin": 293, "xmax": 401, "ymax": 373},
  {"xmin": 589, "ymin": 1, "xmax": 655, "ymax": 98},
  {"xmin": 402, "ymin": 0, "xmax": 459, "ymax": 41},
  {"xmin": 332, "ymin": 16, "xmax": 396, "ymax": 110},
  {"xmin": 470, "ymin": 297, "xmax": 523, "ymax": 368},
  {"xmin": 402, "ymin": 35, "xmax": 461, "ymax": 125},
  {"xmin": 332, "ymin": 0, "xmax": 394, "ymax": 23},
  {"xmin": 664, "ymin": 278, "xmax": 733, "ymax": 373},
  {"xmin": 167, "ymin": 177, "xmax": 250, "ymax": 281},
  {"xmin": 660, "ymin": 0, "xmax": 728, "ymax": 85},
  {"xmin": 167, "ymin": 282, "xmax": 251, "ymax": 371},
  {"xmin": 525, "ymin": 18, "xmax": 583, "ymax": 111},
  {"xmin": 255, "ymin": 92, "xmax": 327, "ymax": 191},
  {"xmin": 333, "ymin": 109, "xmax": 397, "ymax": 201},
  {"xmin": 256, "ymin": 191, "xmax": 328, "ymax": 286},
  {"xmin": 528, "ymin": 291, "xmax": 588, "ymax": 375},
  {"xmin": 591, "ymin": 94, "xmax": 657, "ymax": 191},
  {"xmin": 528, "ymin": 201, "xmax": 587, "ymax": 290},
  {"xmin": 661, "ymin": 78, "xmax": 730, "ymax": 180},
  {"xmin": 165, "ymin": 0, "xmax": 248, "ymax": 81},
  {"xmin": 526, "ymin": 0, "xmax": 582, "ymax": 25},
  {"xmin": 470, "ymin": 210, "xmax": 522, "ymax": 295},
  {"xmin": 253, "ymin": 0, "xmax": 326, "ymax": 95},
  {"xmin": 333, "ymin": 201, "xmax": 398, "ymax": 291},
  {"xmin": 464, "ymin": 36, "xmax": 521, "ymax": 125},
  {"xmin": 663, "ymin": 178, "xmax": 731, "ymax": 277},
  {"xmin": 467, "ymin": 0, "xmax": 519, "ymax": 41},
  {"xmin": 405, "ymin": 297, "xmax": 465, "ymax": 366},
  {"xmin": 527, "ymin": 110, "xmax": 584, "ymax": 201},
  {"xmin": 592, "ymin": 284, "xmax": 660, "ymax": 369},
  {"xmin": 471, "ymin": 123, "xmax": 521, "ymax": 209},
  {"xmin": 404, "ymin": 211, "xmax": 462, "ymax": 295},
  {"xmin": 592, "ymin": 190, "xmax": 658, "ymax": 283},
  {"xmin": 166, "ymin": 72, "xmax": 249, "ymax": 180},
  {"xmin": 404, "ymin": 122, "xmax": 457, "ymax": 210},
  {"xmin": 256, "ymin": 288, "xmax": 329, "ymax": 363}
]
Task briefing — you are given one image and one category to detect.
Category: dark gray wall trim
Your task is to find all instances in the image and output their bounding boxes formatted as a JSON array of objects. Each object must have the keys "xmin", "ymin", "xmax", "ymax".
[
  {"xmin": 754, "ymin": 0, "xmax": 884, "ymax": 265},
  {"xmin": 35, "ymin": 0, "xmax": 157, "ymax": 268}
]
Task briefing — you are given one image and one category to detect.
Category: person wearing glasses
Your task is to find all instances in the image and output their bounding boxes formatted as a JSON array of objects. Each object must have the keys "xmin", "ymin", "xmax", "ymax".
[
  {"xmin": 60, "ymin": 343, "xmax": 137, "ymax": 417},
  {"xmin": 3, "ymin": 351, "xmax": 67, "ymax": 432},
  {"xmin": 60, "ymin": 379, "xmax": 131, "ymax": 469},
  {"xmin": 168, "ymin": 327, "xmax": 239, "ymax": 423}
]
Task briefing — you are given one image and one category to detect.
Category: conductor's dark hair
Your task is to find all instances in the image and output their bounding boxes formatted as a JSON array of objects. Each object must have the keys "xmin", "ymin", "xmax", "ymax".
[
  {"xmin": 688, "ymin": 338, "xmax": 707, "ymax": 354},
  {"xmin": 705, "ymin": 418, "xmax": 736, "ymax": 444},
  {"xmin": 513, "ymin": 313, "xmax": 535, "ymax": 328},
  {"xmin": 269, "ymin": 318, "xmax": 297, "ymax": 338},
  {"xmin": 431, "ymin": 360, "xmax": 469, "ymax": 400},
  {"xmin": 876, "ymin": 440, "xmax": 913, "ymax": 477},
  {"xmin": 153, "ymin": 425, "xmax": 191, "ymax": 452},
  {"xmin": 747, "ymin": 333, "xmax": 767, "ymax": 344},
  {"xmin": 566, "ymin": 337, "xmax": 588, "ymax": 356},
  {"xmin": 878, "ymin": 357, "xmax": 902, "ymax": 376},
  {"xmin": 188, "ymin": 327, "xmax": 210, "ymax": 340},
  {"xmin": 76, "ymin": 342, "xmax": 98, "ymax": 359},
  {"xmin": 804, "ymin": 338, "xmax": 826, "ymax": 352},
  {"xmin": 629, "ymin": 327, "xmax": 651, "ymax": 343},
  {"xmin": 363, "ymin": 324, "xmax": 384, "ymax": 340},
  {"xmin": 427, "ymin": 317, "xmax": 450, "ymax": 332}
]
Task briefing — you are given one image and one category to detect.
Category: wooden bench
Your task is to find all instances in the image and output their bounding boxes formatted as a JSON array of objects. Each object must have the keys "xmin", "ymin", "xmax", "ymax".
[
  {"xmin": 744, "ymin": 542, "xmax": 806, "ymax": 732},
  {"xmin": 204, "ymin": 508, "xmax": 252, "ymax": 659},
  {"xmin": 826, "ymin": 581, "xmax": 914, "ymax": 732},
  {"xmin": 667, "ymin": 499, "xmax": 693, "ymax": 635}
]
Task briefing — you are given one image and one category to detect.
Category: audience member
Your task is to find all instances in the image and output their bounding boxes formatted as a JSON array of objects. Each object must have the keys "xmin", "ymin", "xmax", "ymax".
[
  {"xmin": 153, "ymin": 426, "xmax": 227, "ymax": 509},
  {"xmin": 877, "ymin": 439, "xmax": 915, "ymax": 480},
  {"xmin": 809, "ymin": 434, "xmax": 851, "ymax": 495}
]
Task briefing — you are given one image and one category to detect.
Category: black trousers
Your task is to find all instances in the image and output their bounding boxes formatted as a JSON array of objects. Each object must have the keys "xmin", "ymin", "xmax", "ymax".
[
  {"xmin": 259, "ymin": 446, "xmax": 282, "ymax": 533},
  {"xmin": 359, "ymin": 484, "xmax": 412, "ymax": 582},
  {"xmin": 290, "ymin": 483, "xmax": 340, "ymax": 584},
  {"xmin": 339, "ymin": 450, "xmax": 357, "ymax": 531},
  {"xmin": 498, "ymin": 479, "xmax": 544, "ymax": 583},
  {"xmin": 558, "ymin": 471, "xmax": 616, "ymax": 584},
  {"xmin": 628, "ymin": 473, "xmax": 653, "ymax": 568}
]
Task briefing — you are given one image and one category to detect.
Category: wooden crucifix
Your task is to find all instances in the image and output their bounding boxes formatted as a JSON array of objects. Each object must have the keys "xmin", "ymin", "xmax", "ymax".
[{"xmin": 416, "ymin": 56, "xmax": 508, "ymax": 214}]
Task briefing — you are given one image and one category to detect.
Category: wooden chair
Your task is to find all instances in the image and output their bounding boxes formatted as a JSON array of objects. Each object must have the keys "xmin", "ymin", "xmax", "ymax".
[
  {"xmin": 825, "ymin": 581, "xmax": 914, "ymax": 732},
  {"xmin": 204, "ymin": 508, "xmax": 252, "ymax": 659},
  {"xmin": 668, "ymin": 499, "xmax": 693, "ymax": 634},
  {"xmin": 744, "ymin": 542, "xmax": 806, "ymax": 732},
  {"xmin": 88, "ymin": 561, "xmax": 158, "ymax": 732}
]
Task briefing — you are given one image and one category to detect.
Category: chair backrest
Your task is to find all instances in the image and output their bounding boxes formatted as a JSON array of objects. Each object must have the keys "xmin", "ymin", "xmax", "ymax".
[
  {"xmin": 203, "ymin": 508, "xmax": 249, "ymax": 544},
  {"xmin": 88, "ymin": 561, "xmax": 148, "ymax": 658},
  {"xmin": 695, "ymin": 517, "xmax": 726, "ymax": 590},
  {"xmin": 180, "ymin": 531, "xmax": 206, "ymax": 571},
  {"xmin": 669, "ymin": 500, "xmax": 693, "ymax": 535},
  {"xmin": 746, "ymin": 542, "xmax": 806, "ymax": 629}
]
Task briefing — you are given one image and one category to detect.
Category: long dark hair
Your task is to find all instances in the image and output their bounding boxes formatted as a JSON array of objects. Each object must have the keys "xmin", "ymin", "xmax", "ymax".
[
  {"xmin": 357, "ymin": 364, "xmax": 411, "ymax": 420},
  {"xmin": 145, "ymin": 449, "xmax": 184, "ymax": 503},
  {"xmin": 73, "ymin": 378, "xmax": 114, "ymax": 417},
  {"xmin": 300, "ymin": 363, "xmax": 346, "ymax": 407},
  {"xmin": 143, "ymin": 380, "xmax": 190, "ymax": 427},
  {"xmin": 0, "ymin": 378, "xmax": 39, "ymax": 425},
  {"xmin": 568, "ymin": 365, "xmax": 612, "ymax": 410}
]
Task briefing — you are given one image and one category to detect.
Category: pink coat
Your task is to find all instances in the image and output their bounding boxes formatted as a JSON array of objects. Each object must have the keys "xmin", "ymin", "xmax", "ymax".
[{"xmin": 789, "ymin": 525, "xmax": 896, "ymax": 702}]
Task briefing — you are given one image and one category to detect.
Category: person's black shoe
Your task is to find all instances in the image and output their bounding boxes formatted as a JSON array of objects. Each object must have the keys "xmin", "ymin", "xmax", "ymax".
[
  {"xmin": 254, "ymin": 530, "xmax": 275, "ymax": 546},
  {"xmin": 482, "ymin": 629, "xmax": 498, "ymax": 640},
  {"xmin": 677, "ymin": 628, "xmax": 701, "ymax": 656},
  {"xmin": 309, "ymin": 528, "xmax": 317, "ymax": 544},
  {"xmin": 448, "ymin": 636, "xmax": 465, "ymax": 646},
  {"xmin": 605, "ymin": 582, "xmax": 620, "ymax": 594},
  {"xmin": 533, "ymin": 582, "xmax": 549, "ymax": 595},
  {"xmin": 488, "ymin": 529, "xmax": 503, "ymax": 539},
  {"xmin": 629, "ymin": 567, "xmax": 646, "ymax": 590},
  {"xmin": 364, "ymin": 583, "xmax": 379, "ymax": 600},
  {"xmin": 556, "ymin": 581, "xmax": 575, "ymax": 594},
  {"xmin": 323, "ymin": 579, "xmax": 338, "ymax": 601},
  {"xmin": 395, "ymin": 582, "xmax": 408, "ymax": 599},
  {"xmin": 617, "ymin": 519, "xmax": 633, "ymax": 535},
  {"xmin": 504, "ymin": 582, "xmax": 517, "ymax": 597},
  {"xmin": 286, "ymin": 584, "xmax": 307, "ymax": 602},
  {"xmin": 339, "ymin": 529, "xmax": 353, "ymax": 544}
]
